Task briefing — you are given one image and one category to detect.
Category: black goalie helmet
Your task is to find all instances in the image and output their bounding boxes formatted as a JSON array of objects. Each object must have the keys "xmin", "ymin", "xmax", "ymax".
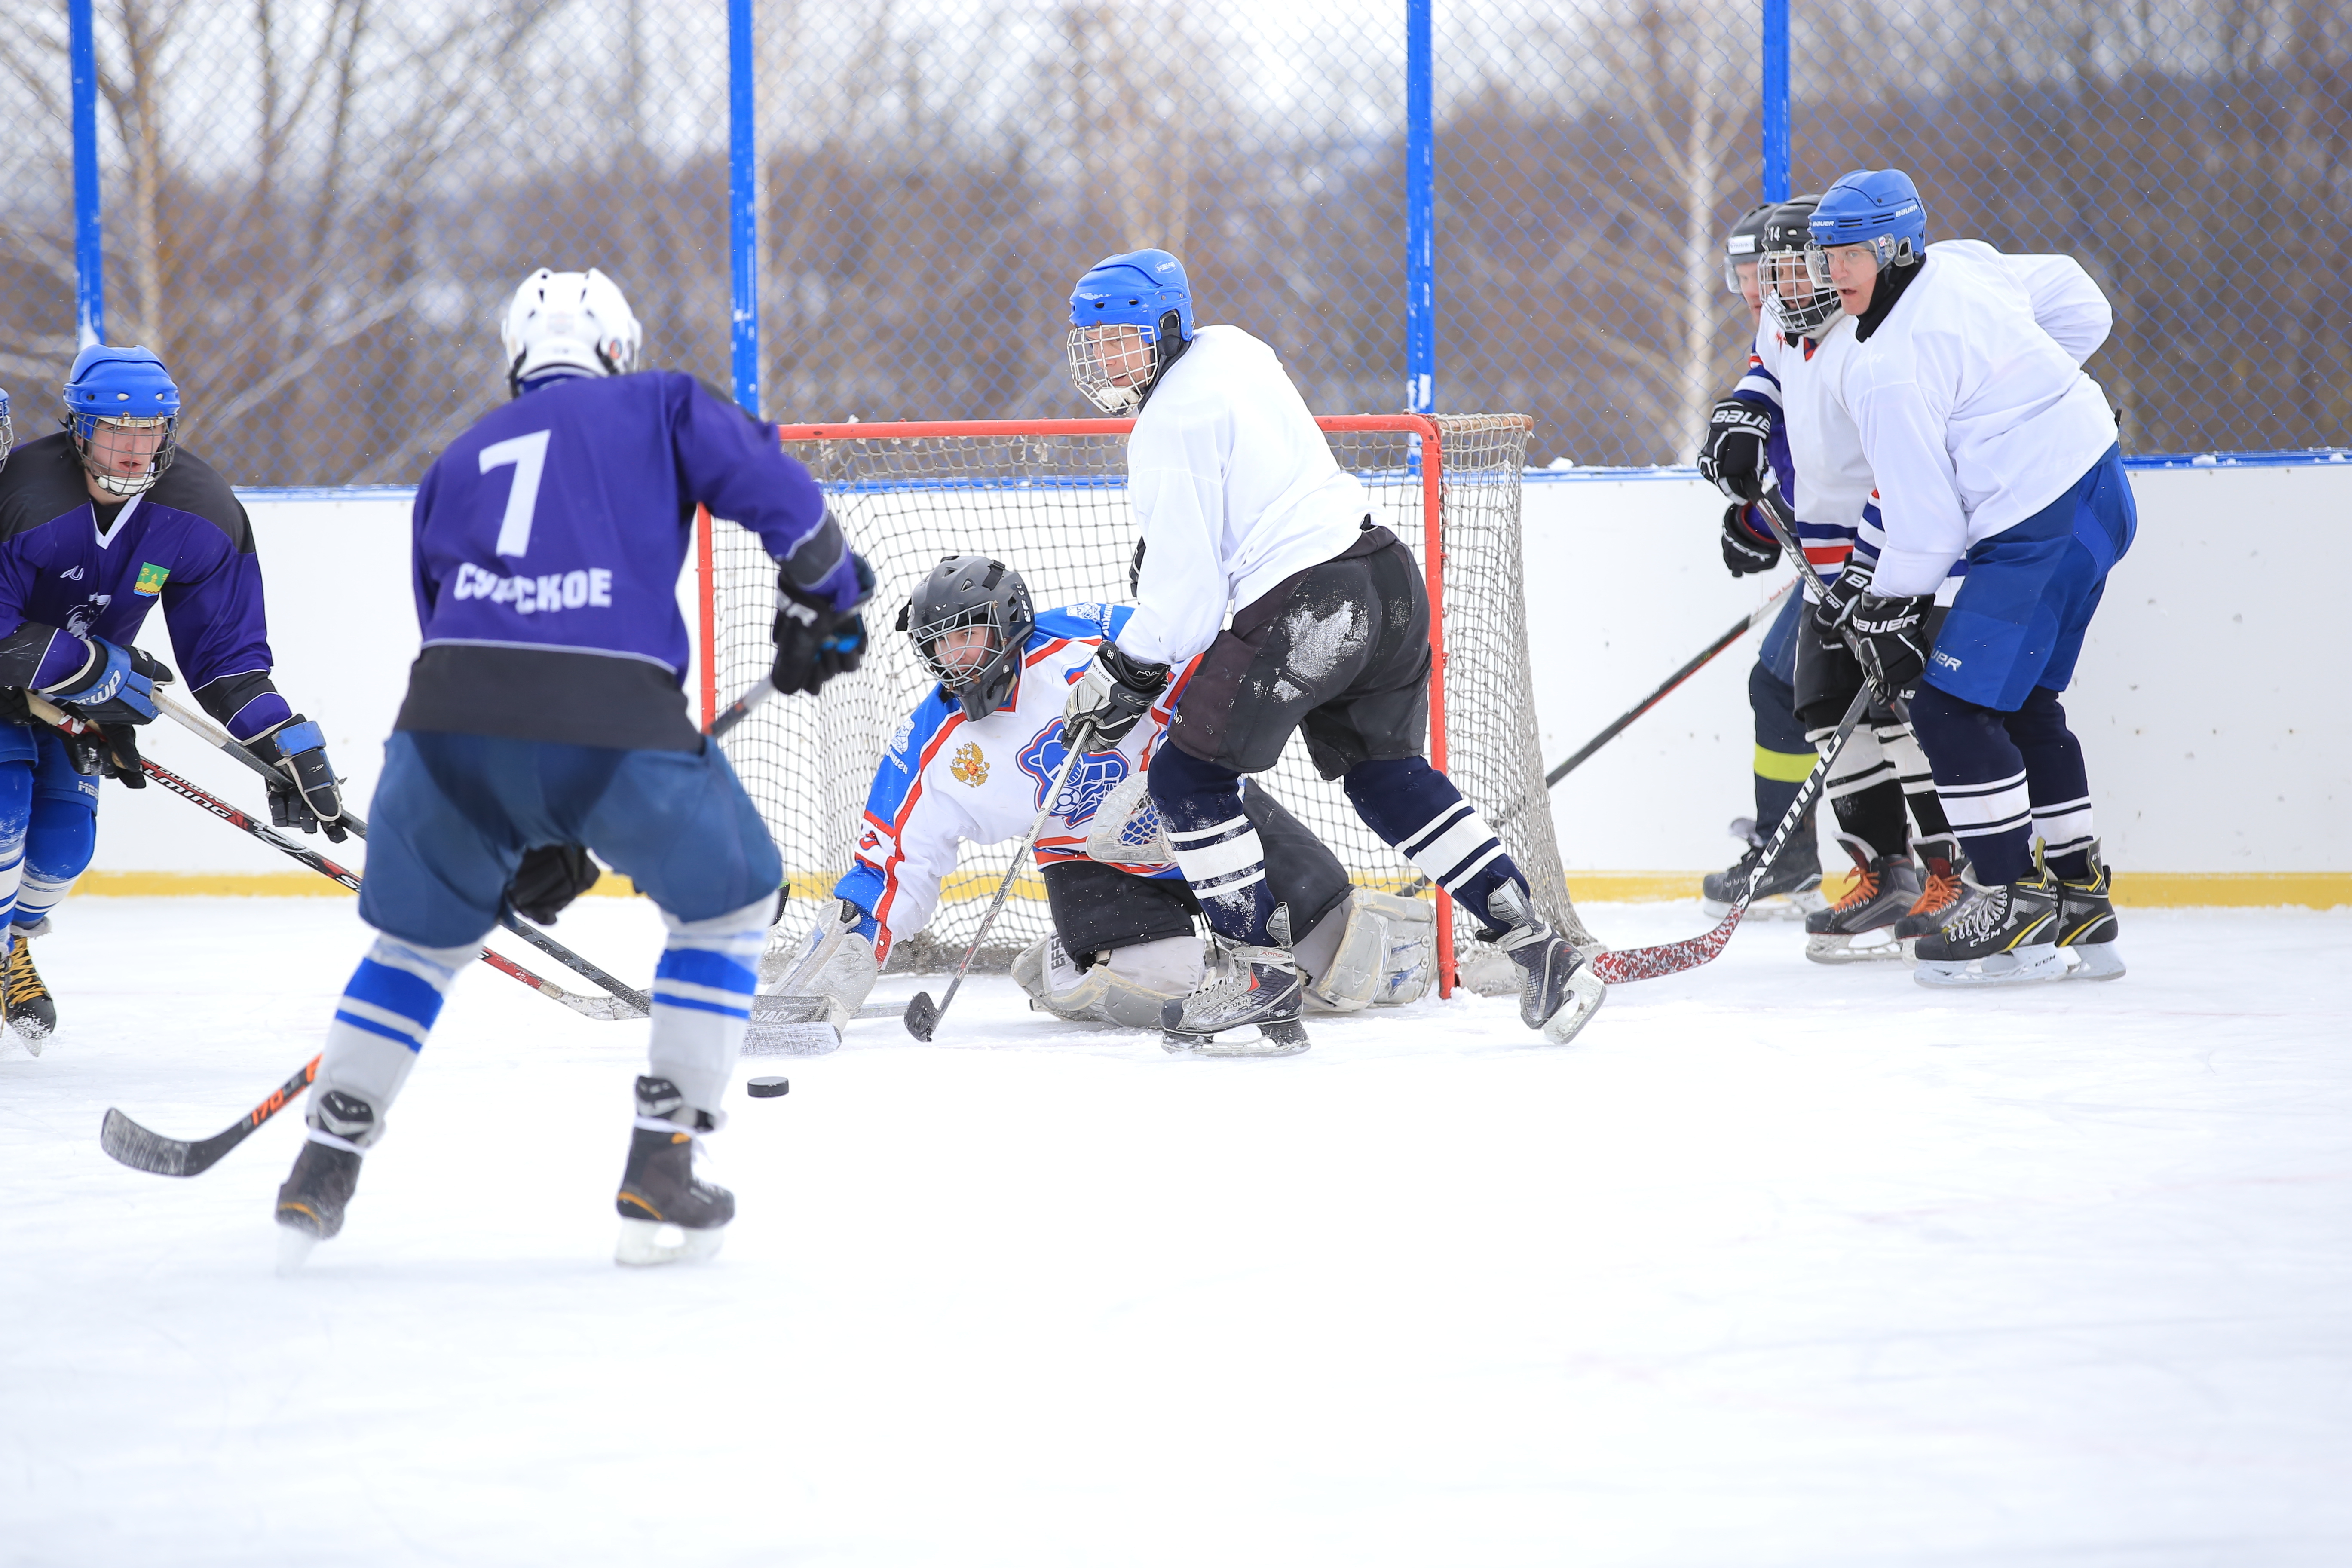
[{"xmin": 901, "ymin": 553, "xmax": 1035, "ymax": 721}]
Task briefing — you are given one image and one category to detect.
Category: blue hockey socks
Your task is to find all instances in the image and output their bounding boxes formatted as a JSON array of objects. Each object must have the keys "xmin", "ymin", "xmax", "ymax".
[
  {"xmin": 649, "ymin": 896, "xmax": 769, "ymax": 1115},
  {"xmin": 313, "ymin": 935, "xmax": 472, "ymax": 1149}
]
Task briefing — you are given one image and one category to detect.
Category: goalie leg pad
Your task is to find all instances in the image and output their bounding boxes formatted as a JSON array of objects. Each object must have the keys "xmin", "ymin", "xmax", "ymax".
[
  {"xmin": 1013, "ymin": 932, "xmax": 1203, "ymax": 1029},
  {"xmin": 1298, "ymin": 889, "xmax": 1437, "ymax": 1012}
]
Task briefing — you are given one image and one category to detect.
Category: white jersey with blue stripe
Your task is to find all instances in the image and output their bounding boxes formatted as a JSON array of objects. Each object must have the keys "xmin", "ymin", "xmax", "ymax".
[{"xmin": 833, "ymin": 603, "xmax": 1193, "ymax": 963}]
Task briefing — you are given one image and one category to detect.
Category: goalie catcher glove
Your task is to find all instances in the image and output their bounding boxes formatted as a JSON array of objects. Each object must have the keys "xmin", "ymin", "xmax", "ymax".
[
  {"xmin": 507, "ymin": 843, "xmax": 602, "ymax": 924},
  {"xmin": 1062, "ymin": 642, "xmax": 1170, "ymax": 746},
  {"xmin": 1812, "ymin": 553, "xmax": 1874, "ymax": 635},
  {"xmin": 1848, "ymin": 592, "xmax": 1934, "ymax": 696},
  {"xmin": 42, "ymin": 637, "xmax": 170, "ymax": 727},
  {"xmin": 247, "ymin": 715, "xmax": 347, "ymax": 841},
  {"xmin": 1696, "ymin": 397, "xmax": 1774, "ymax": 502},
  {"xmin": 1720, "ymin": 502, "xmax": 1782, "ymax": 576},
  {"xmin": 772, "ymin": 552, "xmax": 876, "ymax": 697}
]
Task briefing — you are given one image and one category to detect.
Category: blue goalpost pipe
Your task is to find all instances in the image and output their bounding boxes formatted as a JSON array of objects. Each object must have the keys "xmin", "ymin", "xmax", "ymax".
[
  {"xmin": 70, "ymin": 0, "xmax": 103, "ymax": 347},
  {"xmin": 727, "ymin": 0, "xmax": 760, "ymax": 415},
  {"xmin": 1403, "ymin": 0, "xmax": 1434, "ymax": 416},
  {"xmin": 1761, "ymin": 0, "xmax": 1791, "ymax": 202}
]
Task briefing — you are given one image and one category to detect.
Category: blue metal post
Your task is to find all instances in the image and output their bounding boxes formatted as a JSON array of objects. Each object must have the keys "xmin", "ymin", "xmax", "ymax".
[
  {"xmin": 727, "ymin": 0, "xmax": 760, "ymax": 415},
  {"xmin": 1404, "ymin": 0, "xmax": 1433, "ymax": 414},
  {"xmin": 1761, "ymin": 0, "xmax": 1790, "ymax": 202},
  {"xmin": 70, "ymin": 0, "xmax": 104, "ymax": 347}
]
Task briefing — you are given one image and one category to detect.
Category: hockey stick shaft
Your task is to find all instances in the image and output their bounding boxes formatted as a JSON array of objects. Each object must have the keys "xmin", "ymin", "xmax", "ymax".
[
  {"xmin": 1752, "ymin": 493, "xmax": 1911, "ymax": 725},
  {"xmin": 99, "ymin": 1054, "xmax": 320, "ymax": 1177},
  {"xmin": 707, "ymin": 677, "xmax": 778, "ymax": 739},
  {"xmin": 1587, "ymin": 681, "xmax": 1874, "ymax": 985},
  {"xmin": 146, "ymin": 692, "xmax": 652, "ymax": 1014},
  {"xmin": 904, "ymin": 720, "xmax": 1096, "ymax": 1041}
]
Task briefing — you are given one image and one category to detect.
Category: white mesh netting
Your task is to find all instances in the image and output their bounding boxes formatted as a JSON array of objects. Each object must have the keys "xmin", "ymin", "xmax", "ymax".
[{"xmin": 707, "ymin": 415, "xmax": 1593, "ymax": 974}]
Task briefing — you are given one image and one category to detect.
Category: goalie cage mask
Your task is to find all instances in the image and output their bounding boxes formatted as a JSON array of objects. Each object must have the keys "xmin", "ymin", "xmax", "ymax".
[{"xmin": 902, "ymin": 553, "xmax": 1035, "ymax": 722}]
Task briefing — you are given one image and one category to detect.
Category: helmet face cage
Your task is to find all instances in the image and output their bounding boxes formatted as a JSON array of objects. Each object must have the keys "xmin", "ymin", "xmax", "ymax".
[
  {"xmin": 1066, "ymin": 322, "xmax": 1161, "ymax": 415},
  {"xmin": 1766, "ymin": 239, "xmax": 1844, "ymax": 337},
  {"xmin": 907, "ymin": 556, "xmax": 1034, "ymax": 720},
  {"xmin": 71, "ymin": 412, "xmax": 176, "ymax": 497}
]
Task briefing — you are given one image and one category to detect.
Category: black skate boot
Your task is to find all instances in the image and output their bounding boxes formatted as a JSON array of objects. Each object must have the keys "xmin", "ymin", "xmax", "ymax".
[
  {"xmin": 1912, "ymin": 862, "xmax": 2065, "ymax": 988},
  {"xmin": 1700, "ymin": 817, "xmax": 1824, "ymax": 921},
  {"xmin": 616, "ymin": 1076, "xmax": 734, "ymax": 1266},
  {"xmin": 1804, "ymin": 837, "xmax": 1922, "ymax": 964},
  {"xmin": 1891, "ymin": 833, "xmax": 1969, "ymax": 946},
  {"xmin": 4, "ymin": 930, "xmax": 56, "ymax": 1054},
  {"xmin": 2052, "ymin": 840, "xmax": 2125, "ymax": 981},
  {"xmin": 1160, "ymin": 943, "xmax": 1308, "ymax": 1057},
  {"xmin": 274, "ymin": 1089, "xmax": 374, "ymax": 1271},
  {"xmin": 1484, "ymin": 882, "xmax": 1606, "ymax": 1045}
]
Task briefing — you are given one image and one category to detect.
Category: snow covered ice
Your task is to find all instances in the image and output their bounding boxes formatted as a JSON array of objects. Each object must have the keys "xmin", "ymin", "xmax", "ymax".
[{"xmin": 6, "ymin": 895, "xmax": 2351, "ymax": 1566}]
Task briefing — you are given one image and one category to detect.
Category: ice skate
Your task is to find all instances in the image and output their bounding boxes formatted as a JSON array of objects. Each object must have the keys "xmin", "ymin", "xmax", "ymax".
[
  {"xmin": 1700, "ymin": 818, "xmax": 1824, "ymax": 920},
  {"xmin": 2053, "ymin": 840, "xmax": 2126, "ymax": 981},
  {"xmin": 4, "ymin": 930, "xmax": 56, "ymax": 1053},
  {"xmin": 1485, "ymin": 882, "xmax": 1606, "ymax": 1045},
  {"xmin": 274, "ymin": 1096, "xmax": 371, "ymax": 1272},
  {"xmin": 1160, "ymin": 944, "xmax": 1309, "ymax": 1057},
  {"xmin": 1912, "ymin": 869, "xmax": 2066, "ymax": 987},
  {"xmin": 1804, "ymin": 838, "xmax": 1922, "ymax": 964},
  {"xmin": 1890, "ymin": 833, "xmax": 1969, "ymax": 947},
  {"xmin": 616, "ymin": 1076, "xmax": 733, "ymax": 1266}
]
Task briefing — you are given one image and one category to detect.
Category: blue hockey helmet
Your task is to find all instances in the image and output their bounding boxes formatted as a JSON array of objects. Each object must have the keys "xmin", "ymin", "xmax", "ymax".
[
  {"xmin": 62, "ymin": 345, "xmax": 180, "ymax": 497},
  {"xmin": 1809, "ymin": 168, "xmax": 1928, "ymax": 271},
  {"xmin": 1066, "ymin": 249, "xmax": 1194, "ymax": 414}
]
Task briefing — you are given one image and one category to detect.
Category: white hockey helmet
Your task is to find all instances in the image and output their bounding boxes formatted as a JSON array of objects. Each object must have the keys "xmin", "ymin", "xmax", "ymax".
[{"xmin": 499, "ymin": 267, "xmax": 641, "ymax": 394}]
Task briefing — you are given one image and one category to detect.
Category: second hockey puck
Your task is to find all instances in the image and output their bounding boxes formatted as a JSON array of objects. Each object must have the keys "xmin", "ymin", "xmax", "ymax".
[{"xmin": 746, "ymin": 1075, "xmax": 790, "ymax": 1098}]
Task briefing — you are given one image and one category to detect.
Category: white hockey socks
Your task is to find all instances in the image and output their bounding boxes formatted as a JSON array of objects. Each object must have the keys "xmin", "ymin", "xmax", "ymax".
[
  {"xmin": 315, "ymin": 935, "xmax": 472, "ymax": 1149},
  {"xmin": 648, "ymin": 896, "xmax": 770, "ymax": 1115}
]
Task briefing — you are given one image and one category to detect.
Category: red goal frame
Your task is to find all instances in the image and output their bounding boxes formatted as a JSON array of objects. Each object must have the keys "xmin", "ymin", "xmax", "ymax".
[{"xmin": 700, "ymin": 415, "xmax": 1462, "ymax": 992}]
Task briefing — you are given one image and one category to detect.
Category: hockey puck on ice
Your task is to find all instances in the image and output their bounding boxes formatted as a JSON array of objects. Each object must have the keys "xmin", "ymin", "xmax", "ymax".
[{"xmin": 746, "ymin": 1075, "xmax": 790, "ymax": 1098}]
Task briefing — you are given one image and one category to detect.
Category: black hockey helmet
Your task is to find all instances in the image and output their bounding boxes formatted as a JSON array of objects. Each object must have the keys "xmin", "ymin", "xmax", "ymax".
[
  {"xmin": 1760, "ymin": 194, "xmax": 1843, "ymax": 337},
  {"xmin": 1721, "ymin": 202, "xmax": 1776, "ymax": 295},
  {"xmin": 901, "ymin": 553, "xmax": 1035, "ymax": 721}
]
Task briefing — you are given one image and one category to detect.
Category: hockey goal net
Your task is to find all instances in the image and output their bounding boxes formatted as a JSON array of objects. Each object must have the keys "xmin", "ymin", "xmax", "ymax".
[{"xmin": 698, "ymin": 414, "xmax": 1592, "ymax": 998}]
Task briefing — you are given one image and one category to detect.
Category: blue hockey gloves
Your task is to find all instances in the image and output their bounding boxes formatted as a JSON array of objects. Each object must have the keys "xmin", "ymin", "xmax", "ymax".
[
  {"xmin": 250, "ymin": 715, "xmax": 348, "ymax": 842},
  {"xmin": 44, "ymin": 637, "xmax": 169, "ymax": 726}
]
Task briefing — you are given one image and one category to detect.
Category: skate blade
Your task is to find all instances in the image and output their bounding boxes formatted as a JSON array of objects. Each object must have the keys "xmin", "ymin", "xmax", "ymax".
[
  {"xmin": 1914, "ymin": 946, "xmax": 2070, "ymax": 988},
  {"xmin": 275, "ymin": 1225, "xmax": 320, "ymax": 1276},
  {"xmin": 1161, "ymin": 1022, "xmax": 1311, "ymax": 1057},
  {"xmin": 1804, "ymin": 931, "xmax": 1907, "ymax": 965},
  {"xmin": 2064, "ymin": 943, "xmax": 2127, "ymax": 981},
  {"xmin": 1538, "ymin": 968, "xmax": 1608, "ymax": 1046},
  {"xmin": 615, "ymin": 1217, "xmax": 727, "ymax": 1268}
]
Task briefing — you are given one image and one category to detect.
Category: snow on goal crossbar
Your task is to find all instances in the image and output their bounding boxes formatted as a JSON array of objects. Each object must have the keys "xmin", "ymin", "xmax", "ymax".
[{"xmin": 698, "ymin": 414, "xmax": 1592, "ymax": 998}]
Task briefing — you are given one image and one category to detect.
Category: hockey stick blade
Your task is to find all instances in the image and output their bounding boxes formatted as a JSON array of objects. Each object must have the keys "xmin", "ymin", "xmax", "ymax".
[
  {"xmin": 903, "ymin": 991, "xmax": 941, "ymax": 1042},
  {"xmin": 101, "ymin": 1054, "xmax": 321, "ymax": 1178}
]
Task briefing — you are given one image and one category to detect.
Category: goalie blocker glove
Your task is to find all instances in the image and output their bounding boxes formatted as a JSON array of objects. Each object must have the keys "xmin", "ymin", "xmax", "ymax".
[
  {"xmin": 1847, "ymin": 592, "xmax": 1934, "ymax": 695},
  {"xmin": 1720, "ymin": 502, "xmax": 1782, "ymax": 577},
  {"xmin": 1062, "ymin": 642, "xmax": 1170, "ymax": 746},
  {"xmin": 772, "ymin": 549, "xmax": 876, "ymax": 697},
  {"xmin": 1697, "ymin": 398, "xmax": 1774, "ymax": 502},
  {"xmin": 247, "ymin": 715, "xmax": 347, "ymax": 841}
]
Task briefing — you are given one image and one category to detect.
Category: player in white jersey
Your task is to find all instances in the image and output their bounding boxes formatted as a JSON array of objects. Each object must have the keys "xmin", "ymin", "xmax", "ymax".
[
  {"xmin": 766, "ymin": 554, "xmax": 1436, "ymax": 1033},
  {"xmin": 1718, "ymin": 197, "xmax": 1969, "ymax": 961},
  {"xmin": 1057, "ymin": 249, "xmax": 1602, "ymax": 1055},
  {"xmin": 1804, "ymin": 169, "xmax": 2132, "ymax": 985}
]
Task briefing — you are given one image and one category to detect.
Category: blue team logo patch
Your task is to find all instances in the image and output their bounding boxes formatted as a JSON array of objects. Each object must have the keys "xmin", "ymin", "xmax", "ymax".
[{"xmin": 1017, "ymin": 720, "xmax": 1130, "ymax": 824}]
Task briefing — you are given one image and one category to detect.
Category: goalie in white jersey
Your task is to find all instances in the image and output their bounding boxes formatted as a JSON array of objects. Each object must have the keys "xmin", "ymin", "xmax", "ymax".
[
  {"xmin": 1804, "ymin": 169, "xmax": 2133, "ymax": 986},
  {"xmin": 1057, "ymin": 249, "xmax": 1602, "ymax": 1055},
  {"xmin": 769, "ymin": 554, "xmax": 1437, "ymax": 1035}
]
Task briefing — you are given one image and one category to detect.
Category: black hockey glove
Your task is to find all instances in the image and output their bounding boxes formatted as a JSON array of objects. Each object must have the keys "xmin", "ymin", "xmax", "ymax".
[
  {"xmin": 248, "ymin": 715, "xmax": 348, "ymax": 842},
  {"xmin": 95, "ymin": 723, "xmax": 149, "ymax": 788},
  {"xmin": 1061, "ymin": 642, "xmax": 1170, "ymax": 746},
  {"xmin": 507, "ymin": 843, "xmax": 602, "ymax": 925},
  {"xmin": 1812, "ymin": 555, "xmax": 1875, "ymax": 637},
  {"xmin": 771, "ymin": 552, "xmax": 876, "ymax": 698},
  {"xmin": 1719, "ymin": 502, "xmax": 1782, "ymax": 577},
  {"xmin": 1848, "ymin": 593, "xmax": 1934, "ymax": 698},
  {"xmin": 45, "ymin": 638, "xmax": 172, "ymax": 727},
  {"xmin": 1696, "ymin": 398, "xmax": 1774, "ymax": 502}
]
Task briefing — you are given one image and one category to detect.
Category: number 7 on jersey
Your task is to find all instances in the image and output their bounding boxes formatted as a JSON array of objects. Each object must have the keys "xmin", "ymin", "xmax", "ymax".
[{"xmin": 479, "ymin": 429, "xmax": 551, "ymax": 557}]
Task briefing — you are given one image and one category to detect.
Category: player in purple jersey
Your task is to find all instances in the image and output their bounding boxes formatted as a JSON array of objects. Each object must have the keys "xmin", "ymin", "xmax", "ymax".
[
  {"xmin": 273, "ymin": 268, "xmax": 873, "ymax": 1270},
  {"xmin": 0, "ymin": 347, "xmax": 344, "ymax": 1052}
]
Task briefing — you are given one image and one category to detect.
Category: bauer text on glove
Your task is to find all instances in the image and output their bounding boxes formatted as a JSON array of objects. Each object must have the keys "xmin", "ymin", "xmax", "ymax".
[{"xmin": 1062, "ymin": 643, "xmax": 1169, "ymax": 746}]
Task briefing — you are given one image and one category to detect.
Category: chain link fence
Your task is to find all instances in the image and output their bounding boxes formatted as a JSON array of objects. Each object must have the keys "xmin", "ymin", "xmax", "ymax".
[{"xmin": 0, "ymin": 0, "xmax": 2343, "ymax": 487}]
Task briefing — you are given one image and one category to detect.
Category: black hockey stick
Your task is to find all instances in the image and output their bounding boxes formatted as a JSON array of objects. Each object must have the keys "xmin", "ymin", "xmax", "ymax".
[
  {"xmin": 707, "ymin": 677, "xmax": 778, "ymax": 739},
  {"xmin": 100, "ymin": 1054, "xmax": 319, "ymax": 1178},
  {"xmin": 147, "ymin": 691, "xmax": 652, "ymax": 1016},
  {"xmin": 904, "ymin": 720, "xmax": 1096, "ymax": 1041}
]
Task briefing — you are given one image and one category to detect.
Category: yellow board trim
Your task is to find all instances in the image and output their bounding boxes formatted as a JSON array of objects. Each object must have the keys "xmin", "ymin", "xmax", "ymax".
[
  {"xmin": 71, "ymin": 869, "xmax": 2352, "ymax": 910},
  {"xmin": 1752, "ymin": 744, "xmax": 1820, "ymax": 784}
]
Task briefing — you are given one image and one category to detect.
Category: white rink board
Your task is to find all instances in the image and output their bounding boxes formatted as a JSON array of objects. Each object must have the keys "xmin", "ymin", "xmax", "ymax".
[{"xmin": 81, "ymin": 462, "xmax": 2348, "ymax": 878}]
